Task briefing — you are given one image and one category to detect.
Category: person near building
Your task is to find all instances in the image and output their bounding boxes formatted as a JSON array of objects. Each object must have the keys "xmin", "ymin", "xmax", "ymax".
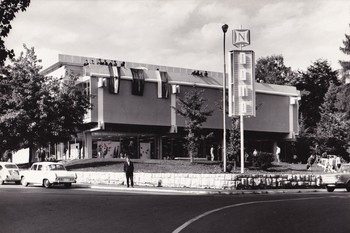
[
  {"xmin": 335, "ymin": 156, "xmax": 342, "ymax": 171},
  {"xmin": 306, "ymin": 154, "xmax": 315, "ymax": 170},
  {"xmin": 244, "ymin": 151, "xmax": 249, "ymax": 162},
  {"xmin": 40, "ymin": 148, "xmax": 46, "ymax": 161},
  {"xmin": 210, "ymin": 145, "xmax": 215, "ymax": 161},
  {"xmin": 275, "ymin": 146, "xmax": 281, "ymax": 163},
  {"xmin": 2, "ymin": 150, "xmax": 12, "ymax": 162},
  {"xmin": 80, "ymin": 147, "xmax": 84, "ymax": 159},
  {"xmin": 325, "ymin": 155, "xmax": 337, "ymax": 173},
  {"xmin": 75, "ymin": 145, "xmax": 80, "ymax": 160},
  {"xmin": 123, "ymin": 156, "xmax": 134, "ymax": 188},
  {"xmin": 97, "ymin": 145, "xmax": 103, "ymax": 158}
]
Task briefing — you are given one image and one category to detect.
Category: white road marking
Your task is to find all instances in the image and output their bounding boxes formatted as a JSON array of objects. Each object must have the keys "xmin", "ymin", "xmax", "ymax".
[{"xmin": 172, "ymin": 196, "xmax": 334, "ymax": 233}]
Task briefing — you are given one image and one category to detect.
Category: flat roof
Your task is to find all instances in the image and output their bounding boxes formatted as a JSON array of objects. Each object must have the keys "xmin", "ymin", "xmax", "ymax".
[{"xmin": 41, "ymin": 54, "xmax": 300, "ymax": 97}]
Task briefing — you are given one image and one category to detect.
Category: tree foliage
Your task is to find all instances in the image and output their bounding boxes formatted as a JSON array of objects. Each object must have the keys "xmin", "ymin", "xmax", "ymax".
[
  {"xmin": 250, "ymin": 151, "xmax": 274, "ymax": 170},
  {"xmin": 175, "ymin": 87, "xmax": 213, "ymax": 163},
  {"xmin": 0, "ymin": 45, "xmax": 91, "ymax": 156},
  {"xmin": 339, "ymin": 24, "xmax": 350, "ymax": 82},
  {"xmin": 255, "ymin": 55, "xmax": 296, "ymax": 85},
  {"xmin": 293, "ymin": 60, "xmax": 339, "ymax": 130},
  {"xmin": 0, "ymin": 0, "xmax": 31, "ymax": 66},
  {"xmin": 316, "ymin": 83, "xmax": 350, "ymax": 160},
  {"xmin": 227, "ymin": 117, "xmax": 240, "ymax": 161},
  {"xmin": 315, "ymin": 26, "xmax": 350, "ymax": 161}
]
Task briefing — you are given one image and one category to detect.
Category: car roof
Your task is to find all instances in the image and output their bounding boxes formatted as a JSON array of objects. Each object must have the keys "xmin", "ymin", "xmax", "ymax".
[
  {"xmin": 32, "ymin": 162, "xmax": 63, "ymax": 166},
  {"xmin": 0, "ymin": 162, "xmax": 18, "ymax": 165}
]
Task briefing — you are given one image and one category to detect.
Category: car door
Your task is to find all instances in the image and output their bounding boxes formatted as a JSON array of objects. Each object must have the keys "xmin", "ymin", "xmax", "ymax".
[
  {"xmin": 28, "ymin": 164, "xmax": 38, "ymax": 184},
  {"xmin": 35, "ymin": 164, "xmax": 44, "ymax": 184}
]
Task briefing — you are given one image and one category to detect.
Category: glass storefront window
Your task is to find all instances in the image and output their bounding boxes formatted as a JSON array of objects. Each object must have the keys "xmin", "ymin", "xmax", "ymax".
[{"xmin": 91, "ymin": 133, "xmax": 157, "ymax": 159}]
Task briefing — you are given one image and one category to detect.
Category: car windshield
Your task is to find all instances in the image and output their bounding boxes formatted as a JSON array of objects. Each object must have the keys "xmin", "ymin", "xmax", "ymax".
[
  {"xmin": 5, "ymin": 164, "xmax": 18, "ymax": 169},
  {"xmin": 48, "ymin": 164, "xmax": 66, "ymax": 171}
]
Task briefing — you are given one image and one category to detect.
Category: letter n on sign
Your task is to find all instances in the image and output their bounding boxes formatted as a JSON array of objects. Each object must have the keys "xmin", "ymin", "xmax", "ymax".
[{"xmin": 233, "ymin": 29, "xmax": 250, "ymax": 48}]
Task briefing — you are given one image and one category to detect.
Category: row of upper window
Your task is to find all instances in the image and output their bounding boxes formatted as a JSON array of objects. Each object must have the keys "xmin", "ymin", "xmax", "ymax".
[{"xmin": 97, "ymin": 68, "xmax": 170, "ymax": 99}]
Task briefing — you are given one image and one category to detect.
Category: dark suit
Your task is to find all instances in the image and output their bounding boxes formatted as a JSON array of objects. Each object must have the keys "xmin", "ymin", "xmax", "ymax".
[{"xmin": 123, "ymin": 161, "xmax": 134, "ymax": 187}]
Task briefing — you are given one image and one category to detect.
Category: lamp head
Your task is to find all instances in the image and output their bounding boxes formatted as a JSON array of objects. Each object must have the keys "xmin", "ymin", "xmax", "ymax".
[{"xmin": 222, "ymin": 24, "xmax": 228, "ymax": 33}]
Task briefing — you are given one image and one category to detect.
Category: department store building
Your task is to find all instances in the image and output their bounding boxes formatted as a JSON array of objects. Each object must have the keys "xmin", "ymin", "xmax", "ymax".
[{"xmin": 41, "ymin": 54, "xmax": 300, "ymax": 162}]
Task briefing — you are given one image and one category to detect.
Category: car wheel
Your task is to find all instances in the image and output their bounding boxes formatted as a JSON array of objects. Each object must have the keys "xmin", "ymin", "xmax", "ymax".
[
  {"xmin": 346, "ymin": 182, "xmax": 350, "ymax": 192},
  {"xmin": 64, "ymin": 183, "xmax": 72, "ymax": 188},
  {"xmin": 21, "ymin": 177, "xmax": 28, "ymax": 187},
  {"xmin": 0, "ymin": 177, "xmax": 4, "ymax": 185},
  {"xmin": 43, "ymin": 179, "xmax": 51, "ymax": 188},
  {"xmin": 326, "ymin": 186, "xmax": 335, "ymax": 192}
]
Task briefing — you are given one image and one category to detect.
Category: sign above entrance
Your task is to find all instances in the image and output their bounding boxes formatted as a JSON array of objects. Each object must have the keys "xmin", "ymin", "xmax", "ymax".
[{"xmin": 232, "ymin": 29, "xmax": 250, "ymax": 48}]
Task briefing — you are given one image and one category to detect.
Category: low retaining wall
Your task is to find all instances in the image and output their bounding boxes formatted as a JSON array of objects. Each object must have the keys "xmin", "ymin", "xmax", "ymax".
[{"xmin": 75, "ymin": 172, "xmax": 324, "ymax": 190}]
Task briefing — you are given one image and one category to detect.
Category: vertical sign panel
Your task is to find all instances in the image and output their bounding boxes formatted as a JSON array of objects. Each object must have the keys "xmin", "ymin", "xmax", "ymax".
[{"xmin": 228, "ymin": 50, "xmax": 255, "ymax": 117}]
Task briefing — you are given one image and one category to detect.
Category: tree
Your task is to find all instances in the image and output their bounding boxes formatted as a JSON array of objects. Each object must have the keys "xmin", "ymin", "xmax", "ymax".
[
  {"xmin": 0, "ymin": 45, "xmax": 91, "ymax": 159},
  {"xmin": 0, "ymin": 0, "xmax": 31, "ymax": 66},
  {"xmin": 316, "ymin": 83, "xmax": 350, "ymax": 160},
  {"xmin": 339, "ymin": 24, "xmax": 350, "ymax": 83},
  {"xmin": 294, "ymin": 60, "xmax": 339, "ymax": 130},
  {"xmin": 227, "ymin": 118, "xmax": 240, "ymax": 160},
  {"xmin": 255, "ymin": 55, "xmax": 296, "ymax": 85},
  {"xmin": 337, "ymin": 24, "xmax": 350, "ymax": 119},
  {"xmin": 309, "ymin": 25, "xmax": 350, "ymax": 161},
  {"xmin": 226, "ymin": 117, "xmax": 240, "ymax": 170},
  {"xmin": 175, "ymin": 87, "xmax": 213, "ymax": 163}
]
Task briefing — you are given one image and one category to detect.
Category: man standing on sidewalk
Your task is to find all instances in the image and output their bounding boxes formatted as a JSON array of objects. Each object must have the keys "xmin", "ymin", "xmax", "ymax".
[{"xmin": 124, "ymin": 156, "xmax": 134, "ymax": 188}]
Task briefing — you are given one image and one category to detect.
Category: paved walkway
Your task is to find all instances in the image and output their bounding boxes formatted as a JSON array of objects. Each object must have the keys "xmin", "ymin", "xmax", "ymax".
[{"xmin": 75, "ymin": 183, "xmax": 326, "ymax": 195}]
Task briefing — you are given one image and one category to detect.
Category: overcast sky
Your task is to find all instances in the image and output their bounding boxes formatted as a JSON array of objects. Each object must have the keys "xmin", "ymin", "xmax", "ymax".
[{"xmin": 4, "ymin": 0, "xmax": 350, "ymax": 73}]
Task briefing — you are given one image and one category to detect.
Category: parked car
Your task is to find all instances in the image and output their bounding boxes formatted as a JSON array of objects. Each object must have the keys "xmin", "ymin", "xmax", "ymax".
[
  {"xmin": 322, "ymin": 173, "xmax": 350, "ymax": 192},
  {"xmin": 20, "ymin": 162, "xmax": 77, "ymax": 188},
  {"xmin": 0, "ymin": 162, "xmax": 21, "ymax": 185}
]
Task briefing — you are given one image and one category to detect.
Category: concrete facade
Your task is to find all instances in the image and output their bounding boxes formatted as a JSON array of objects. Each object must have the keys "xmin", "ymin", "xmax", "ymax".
[{"xmin": 42, "ymin": 54, "xmax": 300, "ymax": 162}]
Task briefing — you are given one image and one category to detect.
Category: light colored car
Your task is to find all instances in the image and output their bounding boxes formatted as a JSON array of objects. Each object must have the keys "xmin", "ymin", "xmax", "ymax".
[
  {"xmin": 0, "ymin": 162, "xmax": 21, "ymax": 185},
  {"xmin": 20, "ymin": 162, "xmax": 77, "ymax": 188},
  {"xmin": 322, "ymin": 173, "xmax": 350, "ymax": 192}
]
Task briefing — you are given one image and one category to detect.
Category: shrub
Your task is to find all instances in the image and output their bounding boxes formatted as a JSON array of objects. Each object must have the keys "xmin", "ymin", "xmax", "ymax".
[{"xmin": 251, "ymin": 151, "xmax": 274, "ymax": 170}]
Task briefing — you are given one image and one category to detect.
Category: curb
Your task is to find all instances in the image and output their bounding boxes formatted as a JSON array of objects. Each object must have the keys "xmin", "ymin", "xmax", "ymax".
[
  {"xmin": 78, "ymin": 183, "xmax": 324, "ymax": 195},
  {"xmin": 88, "ymin": 185, "xmax": 211, "ymax": 195}
]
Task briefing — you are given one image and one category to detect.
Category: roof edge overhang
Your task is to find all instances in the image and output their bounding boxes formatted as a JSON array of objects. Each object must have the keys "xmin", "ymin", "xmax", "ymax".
[
  {"xmin": 40, "ymin": 62, "xmax": 63, "ymax": 76},
  {"xmin": 41, "ymin": 54, "xmax": 300, "ymax": 98}
]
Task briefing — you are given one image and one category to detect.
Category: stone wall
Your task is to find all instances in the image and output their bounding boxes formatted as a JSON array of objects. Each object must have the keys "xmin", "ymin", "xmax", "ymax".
[{"xmin": 75, "ymin": 172, "xmax": 324, "ymax": 189}]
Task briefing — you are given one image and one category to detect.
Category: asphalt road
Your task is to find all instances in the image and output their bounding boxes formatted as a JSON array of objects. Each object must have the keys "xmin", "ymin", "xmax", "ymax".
[{"xmin": 0, "ymin": 184, "xmax": 349, "ymax": 233}]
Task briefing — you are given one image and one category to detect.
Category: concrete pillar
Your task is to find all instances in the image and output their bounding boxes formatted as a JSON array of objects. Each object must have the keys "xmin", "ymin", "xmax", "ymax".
[
  {"xmin": 170, "ymin": 90, "xmax": 177, "ymax": 133},
  {"xmin": 156, "ymin": 136, "xmax": 162, "ymax": 159},
  {"xmin": 59, "ymin": 142, "xmax": 64, "ymax": 160},
  {"xmin": 84, "ymin": 132, "xmax": 93, "ymax": 159}
]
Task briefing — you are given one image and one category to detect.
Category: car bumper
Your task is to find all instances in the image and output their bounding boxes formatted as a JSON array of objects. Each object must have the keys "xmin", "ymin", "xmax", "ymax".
[
  {"xmin": 4, "ymin": 175, "xmax": 21, "ymax": 182},
  {"xmin": 51, "ymin": 178, "xmax": 77, "ymax": 184},
  {"xmin": 54, "ymin": 181, "xmax": 76, "ymax": 184},
  {"xmin": 324, "ymin": 182, "xmax": 346, "ymax": 188}
]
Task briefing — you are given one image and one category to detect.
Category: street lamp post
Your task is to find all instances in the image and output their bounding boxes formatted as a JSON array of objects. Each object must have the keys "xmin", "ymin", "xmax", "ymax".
[{"xmin": 222, "ymin": 24, "xmax": 228, "ymax": 172}]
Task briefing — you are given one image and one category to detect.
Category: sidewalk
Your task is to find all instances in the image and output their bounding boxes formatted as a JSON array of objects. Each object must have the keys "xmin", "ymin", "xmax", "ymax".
[{"xmin": 75, "ymin": 183, "xmax": 326, "ymax": 195}]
